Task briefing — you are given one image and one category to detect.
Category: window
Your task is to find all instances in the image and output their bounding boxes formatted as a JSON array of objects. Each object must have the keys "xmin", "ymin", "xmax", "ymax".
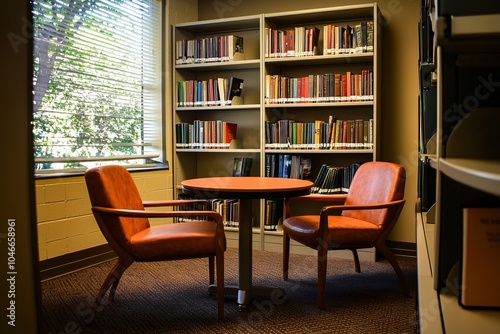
[{"xmin": 32, "ymin": 0, "xmax": 164, "ymax": 174}]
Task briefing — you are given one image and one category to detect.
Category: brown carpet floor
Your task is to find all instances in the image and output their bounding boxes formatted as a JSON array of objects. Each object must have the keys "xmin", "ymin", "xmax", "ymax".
[{"xmin": 41, "ymin": 247, "xmax": 418, "ymax": 333}]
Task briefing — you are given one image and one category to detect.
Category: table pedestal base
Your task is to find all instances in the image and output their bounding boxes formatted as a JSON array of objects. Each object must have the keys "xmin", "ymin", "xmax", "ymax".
[{"xmin": 208, "ymin": 284, "xmax": 286, "ymax": 310}]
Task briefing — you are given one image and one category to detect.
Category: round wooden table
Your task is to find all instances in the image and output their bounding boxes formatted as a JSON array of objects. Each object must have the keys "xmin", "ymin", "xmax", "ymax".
[{"xmin": 181, "ymin": 176, "xmax": 313, "ymax": 309}]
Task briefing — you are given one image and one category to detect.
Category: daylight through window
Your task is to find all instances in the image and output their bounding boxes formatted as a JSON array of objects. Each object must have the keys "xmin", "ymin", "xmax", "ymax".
[{"xmin": 32, "ymin": 0, "xmax": 163, "ymax": 173}]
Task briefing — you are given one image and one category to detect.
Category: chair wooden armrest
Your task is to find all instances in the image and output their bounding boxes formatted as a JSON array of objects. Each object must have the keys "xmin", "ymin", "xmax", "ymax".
[
  {"xmin": 321, "ymin": 199, "xmax": 406, "ymax": 215},
  {"xmin": 142, "ymin": 199, "xmax": 212, "ymax": 209},
  {"xmin": 91, "ymin": 206, "xmax": 223, "ymax": 224}
]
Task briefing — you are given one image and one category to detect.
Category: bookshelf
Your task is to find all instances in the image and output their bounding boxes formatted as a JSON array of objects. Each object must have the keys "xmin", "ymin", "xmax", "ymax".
[
  {"xmin": 416, "ymin": 1, "xmax": 500, "ymax": 332},
  {"xmin": 172, "ymin": 4, "xmax": 382, "ymax": 256}
]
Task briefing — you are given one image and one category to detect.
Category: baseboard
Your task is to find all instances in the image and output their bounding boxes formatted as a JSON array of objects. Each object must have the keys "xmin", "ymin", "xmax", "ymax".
[
  {"xmin": 39, "ymin": 244, "xmax": 117, "ymax": 281},
  {"xmin": 386, "ymin": 240, "xmax": 416, "ymax": 257},
  {"xmin": 38, "ymin": 241, "xmax": 415, "ymax": 281}
]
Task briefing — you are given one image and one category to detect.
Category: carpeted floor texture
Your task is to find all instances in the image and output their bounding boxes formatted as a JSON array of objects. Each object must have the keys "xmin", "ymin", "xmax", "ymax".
[{"xmin": 41, "ymin": 247, "xmax": 418, "ymax": 333}]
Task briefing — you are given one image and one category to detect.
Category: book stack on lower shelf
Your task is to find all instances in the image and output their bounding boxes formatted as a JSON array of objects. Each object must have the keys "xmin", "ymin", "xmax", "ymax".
[
  {"xmin": 264, "ymin": 199, "xmax": 283, "ymax": 231},
  {"xmin": 311, "ymin": 162, "xmax": 361, "ymax": 194},
  {"xmin": 208, "ymin": 157, "xmax": 254, "ymax": 228}
]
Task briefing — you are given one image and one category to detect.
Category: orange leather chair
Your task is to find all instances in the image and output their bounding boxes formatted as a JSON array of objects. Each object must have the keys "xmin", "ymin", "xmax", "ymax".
[
  {"xmin": 84, "ymin": 165, "xmax": 226, "ymax": 320},
  {"xmin": 283, "ymin": 161, "xmax": 409, "ymax": 309}
]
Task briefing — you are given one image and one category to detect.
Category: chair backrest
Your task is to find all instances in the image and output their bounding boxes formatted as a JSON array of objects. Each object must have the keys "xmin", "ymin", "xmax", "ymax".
[
  {"xmin": 343, "ymin": 162, "xmax": 406, "ymax": 228},
  {"xmin": 85, "ymin": 165, "xmax": 150, "ymax": 252}
]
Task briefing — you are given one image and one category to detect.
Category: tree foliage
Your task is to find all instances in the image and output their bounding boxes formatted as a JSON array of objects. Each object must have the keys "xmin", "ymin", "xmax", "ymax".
[{"xmin": 32, "ymin": 0, "xmax": 144, "ymax": 170}]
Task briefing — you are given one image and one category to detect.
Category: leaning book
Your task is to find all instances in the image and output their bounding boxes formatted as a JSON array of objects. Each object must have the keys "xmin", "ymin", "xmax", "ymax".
[{"xmin": 461, "ymin": 207, "xmax": 500, "ymax": 308}]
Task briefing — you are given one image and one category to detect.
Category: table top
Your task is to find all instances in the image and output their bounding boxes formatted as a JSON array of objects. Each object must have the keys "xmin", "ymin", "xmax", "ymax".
[{"xmin": 181, "ymin": 176, "xmax": 313, "ymax": 199}]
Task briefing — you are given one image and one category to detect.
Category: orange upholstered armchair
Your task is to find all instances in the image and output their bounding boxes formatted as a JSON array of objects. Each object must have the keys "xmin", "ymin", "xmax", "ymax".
[
  {"xmin": 84, "ymin": 165, "xmax": 226, "ymax": 320},
  {"xmin": 283, "ymin": 161, "xmax": 409, "ymax": 309}
]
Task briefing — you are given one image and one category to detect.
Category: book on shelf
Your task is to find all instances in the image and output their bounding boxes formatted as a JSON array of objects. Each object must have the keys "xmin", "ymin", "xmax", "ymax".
[
  {"xmin": 233, "ymin": 157, "xmax": 253, "ymax": 177},
  {"xmin": 229, "ymin": 35, "xmax": 244, "ymax": 57},
  {"xmin": 228, "ymin": 77, "xmax": 244, "ymax": 101},
  {"xmin": 461, "ymin": 207, "xmax": 500, "ymax": 308},
  {"xmin": 264, "ymin": 199, "xmax": 283, "ymax": 231},
  {"xmin": 223, "ymin": 122, "xmax": 237, "ymax": 147}
]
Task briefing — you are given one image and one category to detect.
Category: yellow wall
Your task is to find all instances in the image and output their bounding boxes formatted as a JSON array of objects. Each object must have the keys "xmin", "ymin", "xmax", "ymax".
[
  {"xmin": 36, "ymin": 170, "xmax": 171, "ymax": 260},
  {"xmin": 199, "ymin": 0, "xmax": 421, "ymax": 243}
]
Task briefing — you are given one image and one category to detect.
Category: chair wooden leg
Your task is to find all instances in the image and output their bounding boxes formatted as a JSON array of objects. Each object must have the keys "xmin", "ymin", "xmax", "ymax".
[
  {"xmin": 376, "ymin": 242, "xmax": 410, "ymax": 296},
  {"xmin": 103, "ymin": 256, "xmax": 133, "ymax": 304},
  {"xmin": 351, "ymin": 249, "xmax": 361, "ymax": 273},
  {"xmin": 84, "ymin": 256, "xmax": 133, "ymax": 325},
  {"xmin": 209, "ymin": 255, "xmax": 215, "ymax": 285},
  {"xmin": 216, "ymin": 250, "xmax": 224, "ymax": 320},
  {"xmin": 317, "ymin": 245, "xmax": 328, "ymax": 309},
  {"xmin": 283, "ymin": 232, "xmax": 290, "ymax": 280}
]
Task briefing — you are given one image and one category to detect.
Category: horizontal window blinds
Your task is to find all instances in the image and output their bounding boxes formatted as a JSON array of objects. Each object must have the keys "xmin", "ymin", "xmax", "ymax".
[{"xmin": 32, "ymin": 0, "xmax": 162, "ymax": 172}]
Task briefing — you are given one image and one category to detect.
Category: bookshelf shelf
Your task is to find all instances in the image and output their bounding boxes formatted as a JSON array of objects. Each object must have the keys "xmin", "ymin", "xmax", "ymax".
[
  {"xmin": 176, "ymin": 149, "xmax": 261, "ymax": 153},
  {"xmin": 264, "ymin": 149, "xmax": 374, "ymax": 154},
  {"xmin": 176, "ymin": 104, "xmax": 261, "ymax": 111},
  {"xmin": 263, "ymin": 101, "xmax": 374, "ymax": 108},
  {"xmin": 264, "ymin": 53, "xmax": 373, "ymax": 66},
  {"xmin": 439, "ymin": 158, "xmax": 500, "ymax": 197},
  {"xmin": 175, "ymin": 59, "xmax": 261, "ymax": 71},
  {"xmin": 173, "ymin": 3, "xmax": 381, "ymax": 255}
]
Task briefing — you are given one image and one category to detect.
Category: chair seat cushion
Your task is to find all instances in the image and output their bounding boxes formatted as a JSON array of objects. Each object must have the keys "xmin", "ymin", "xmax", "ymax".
[
  {"xmin": 129, "ymin": 221, "xmax": 223, "ymax": 261},
  {"xmin": 283, "ymin": 215, "xmax": 381, "ymax": 249}
]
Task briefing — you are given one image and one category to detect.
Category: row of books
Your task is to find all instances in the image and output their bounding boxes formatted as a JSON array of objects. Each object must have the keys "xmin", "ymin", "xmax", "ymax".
[
  {"xmin": 265, "ymin": 117, "xmax": 373, "ymax": 150},
  {"xmin": 264, "ymin": 71, "xmax": 373, "ymax": 104},
  {"xmin": 212, "ymin": 198, "xmax": 285, "ymax": 231},
  {"xmin": 311, "ymin": 163, "xmax": 362, "ymax": 194},
  {"xmin": 176, "ymin": 157, "xmax": 251, "ymax": 226},
  {"xmin": 176, "ymin": 77, "xmax": 244, "ymax": 107},
  {"xmin": 209, "ymin": 197, "xmax": 284, "ymax": 230},
  {"xmin": 211, "ymin": 199, "xmax": 240, "ymax": 228},
  {"xmin": 264, "ymin": 26, "xmax": 320, "ymax": 58},
  {"xmin": 265, "ymin": 154, "xmax": 311, "ymax": 179},
  {"xmin": 175, "ymin": 35, "xmax": 244, "ymax": 65},
  {"xmin": 263, "ymin": 21, "xmax": 373, "ymax": 58},
  {"xmin": 323, "ymin": 22, "xmax": 374, "ymax": 55},
  {"xmin": 175, "ymin": 121, "xmax": 237, "ymax": 149}
]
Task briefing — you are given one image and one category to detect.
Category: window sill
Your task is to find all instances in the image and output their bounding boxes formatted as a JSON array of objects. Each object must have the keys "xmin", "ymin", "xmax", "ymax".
[{"xmin": 34, "ymin": 162, "xmax": 169, "ymax": 179}]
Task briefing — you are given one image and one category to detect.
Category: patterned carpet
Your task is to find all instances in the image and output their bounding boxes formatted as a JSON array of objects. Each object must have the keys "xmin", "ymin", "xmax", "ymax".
[{"xmin": 41, "ymin": 247, "xmax": 418, "ymax": 333}]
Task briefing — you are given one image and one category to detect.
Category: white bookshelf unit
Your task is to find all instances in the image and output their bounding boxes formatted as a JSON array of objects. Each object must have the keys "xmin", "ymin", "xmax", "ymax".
[{"xmin": 172, "ymin": 3, "xmax": 382, "ymax": 257}]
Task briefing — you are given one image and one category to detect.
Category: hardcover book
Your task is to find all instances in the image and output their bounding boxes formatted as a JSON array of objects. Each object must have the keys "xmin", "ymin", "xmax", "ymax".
[
  {"xmin": 461, "ymin": 207, "xmax": 500, "ymax": 308},
  {"xmin": 228, "ymin": 77, "xmax": 244, "ymax": 101}
]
